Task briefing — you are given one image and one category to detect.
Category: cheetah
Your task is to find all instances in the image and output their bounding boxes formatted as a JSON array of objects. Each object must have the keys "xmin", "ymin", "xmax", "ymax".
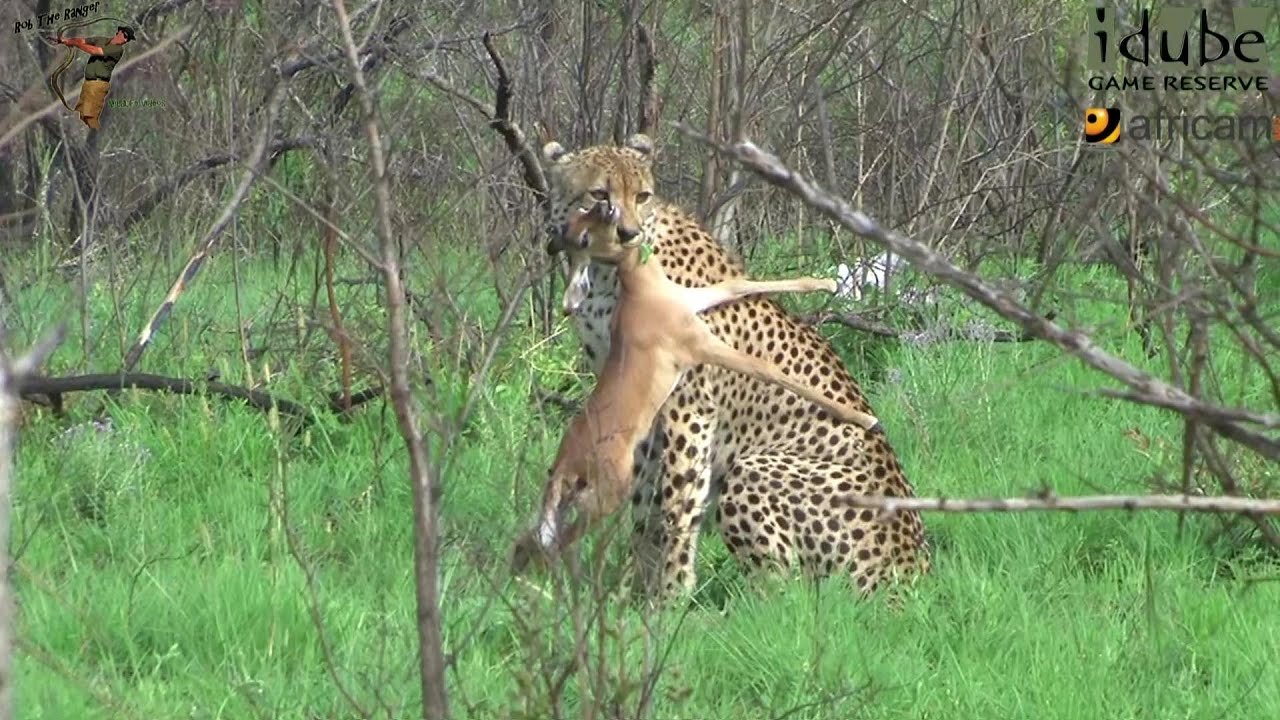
[
  {"xmin": 540, "ymin": 133, "xmax": 930, "ymax": 599},
  {"xmin": 512, "ymin": 199, "xmax": 880, "ymax": 574}
]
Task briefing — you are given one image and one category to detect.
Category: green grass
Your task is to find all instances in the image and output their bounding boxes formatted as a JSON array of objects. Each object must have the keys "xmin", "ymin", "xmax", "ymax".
[{"xmin": 9, "ymin": 246, "xmax": 1280, "ymax": 720}]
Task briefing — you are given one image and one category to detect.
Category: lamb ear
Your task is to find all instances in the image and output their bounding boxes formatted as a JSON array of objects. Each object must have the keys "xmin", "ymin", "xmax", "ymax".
[
  {"xmin": 562, "ymin": 258, "xmax": 592, "ymax": 315},
  {"xmin": 624, "ymin": 133, "xmax": 654, "ymax": 158},
  {"xmin": 542, "ymin": 141, "xmax": 570, "ymax": 164}
]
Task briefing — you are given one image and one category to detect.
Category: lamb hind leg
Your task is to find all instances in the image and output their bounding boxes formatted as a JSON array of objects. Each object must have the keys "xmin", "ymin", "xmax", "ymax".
[
  {"xmin": 678, "ymin": 277, "xmax": 882, "ymax": 431},
  {"xmin": 694, "ymin": 330, "xmax": 882, "ymax": 432}
]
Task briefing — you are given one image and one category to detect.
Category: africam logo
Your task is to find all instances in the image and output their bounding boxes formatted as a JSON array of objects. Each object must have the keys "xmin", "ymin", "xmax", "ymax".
[
  {"xmin": 1084, "ymin": 107, "xmax": 1122, "ymax": 143},
  {"xmin": 1084, "ymin": 107, "xmax": 1280, "ymax": 144}
]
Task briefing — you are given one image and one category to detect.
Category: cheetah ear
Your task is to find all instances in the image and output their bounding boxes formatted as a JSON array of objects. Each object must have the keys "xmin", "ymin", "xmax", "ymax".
[
  {"xmin": 542, "ymin": 141, "xmax": 570, "ymax": 164},
  {"xmin": 624, "ymin": 133, "xmax": 654, "ymax": 159}
]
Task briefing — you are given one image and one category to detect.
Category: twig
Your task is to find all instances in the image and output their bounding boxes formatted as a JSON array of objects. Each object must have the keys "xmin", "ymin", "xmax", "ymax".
[
  {"xmin": 331, "ymin": 1, "xmax": 451, "ymax": 718},
  {"xmin": 320, "ymin": 167, "xmax": 355, "ymax": 412},
  {"xmin": 275, "ymin": 0, "xmax": 388, "ymax": 80},
  {"xmin": 137, "ymin": 0, "xmax": 197, "ymax": 28},
  {"xmin": 456, "ymin": 265, "xmax": 538, "ymax": 431},
  {"xmin": 14, "ymin": 636, "xmax": 137, "ymax": 719},
  {"xmin": 272, "ymin": 416, "xmax": 373, "ymax": 719},
  {"xmin": 681, "ymin": 128, "xmax": 1280, "ymax": 461},
  {"xmin": 328, "ymin": 13, "xmax": 415, "ymax": 124},
  {"xmin": 838, "ymin": 493, "xmax": 1280, "ymax": 517}
]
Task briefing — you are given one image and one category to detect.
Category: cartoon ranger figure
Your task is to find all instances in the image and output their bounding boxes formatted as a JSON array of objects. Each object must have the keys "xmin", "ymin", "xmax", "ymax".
[{"xmin": 49, "ymin": 25, "xmax": 135, "ymax": 129}]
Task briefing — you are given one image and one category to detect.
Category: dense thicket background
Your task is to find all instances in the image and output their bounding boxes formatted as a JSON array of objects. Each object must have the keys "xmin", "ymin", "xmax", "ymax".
[{"xmin": 1, "ymin": 1, "xmax": 1278, "ymax": 718}]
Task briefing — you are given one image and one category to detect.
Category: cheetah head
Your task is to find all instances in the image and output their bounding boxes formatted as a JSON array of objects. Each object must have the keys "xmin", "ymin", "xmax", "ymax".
[{"xmin": 542, "ymin": 134, "xmax": 656, "ymax": 313}]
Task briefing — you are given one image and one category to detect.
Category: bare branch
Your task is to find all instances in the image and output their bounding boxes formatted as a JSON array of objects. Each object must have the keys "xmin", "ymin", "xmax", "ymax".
[
  {"xmin": 328, "ymin": 13, "xmax": 415, "ymax": 123},
  {"xmin": 276, "ymin": 0, "xmax": 390, "ymax": 79},
  {"xmin": 136, "ymin": 0, "xmax": 197, "ymax": 28},
  {"xmin": 415, "ymin": 70, "xmax": 493, "ymax": 117},
  {"xmin": 680, "ymin": 127, "xmax": 1280, "ymax": 461},
  {"xmin": 114, "ymin": 137, "xmax": 319, "ymax": 233}
]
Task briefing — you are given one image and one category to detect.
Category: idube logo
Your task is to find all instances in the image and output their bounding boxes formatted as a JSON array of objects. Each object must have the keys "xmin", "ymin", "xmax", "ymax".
[
  {"xmin": 1084, "ymin": 107, "xmax": 1122, "ymax": 144},
  {"xmin": 1087, "ymin": 5, "xmax": 1270, "ymax": 92}
]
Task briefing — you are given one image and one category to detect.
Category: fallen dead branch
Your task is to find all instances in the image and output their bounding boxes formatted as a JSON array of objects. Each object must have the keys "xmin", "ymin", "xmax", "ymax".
[
  {"xmin": 838, "ymin": 493, "xmax": 1280, "ymax": 517},
  {"xmin": 680, "ymin": 127, "xmax": 1280, "ymax": 461},
  {"xmin": 17, "ymin": 373, "xmax": 380, "ymax": 424}
]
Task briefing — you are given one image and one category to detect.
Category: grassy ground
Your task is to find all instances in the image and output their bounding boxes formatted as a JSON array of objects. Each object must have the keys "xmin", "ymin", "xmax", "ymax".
[{"xmin": 8, "ymin": 244, "xmax": 1280, "ymax": 720}]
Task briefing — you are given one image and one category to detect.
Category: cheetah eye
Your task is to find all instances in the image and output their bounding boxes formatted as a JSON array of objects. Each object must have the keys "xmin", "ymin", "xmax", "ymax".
[
  {"xmin": 589, "ymin": 189, "xmax": 609, "ymax": 202},
  {"xmin": 636, "ymin": 191, "xmax": 652, "ymax": 204}
]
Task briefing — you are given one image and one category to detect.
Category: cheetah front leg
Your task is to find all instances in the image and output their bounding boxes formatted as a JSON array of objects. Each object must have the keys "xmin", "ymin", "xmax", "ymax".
[{"xmin": 628, "ymin": 372, "xmax": 720, "ymax": 601}]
